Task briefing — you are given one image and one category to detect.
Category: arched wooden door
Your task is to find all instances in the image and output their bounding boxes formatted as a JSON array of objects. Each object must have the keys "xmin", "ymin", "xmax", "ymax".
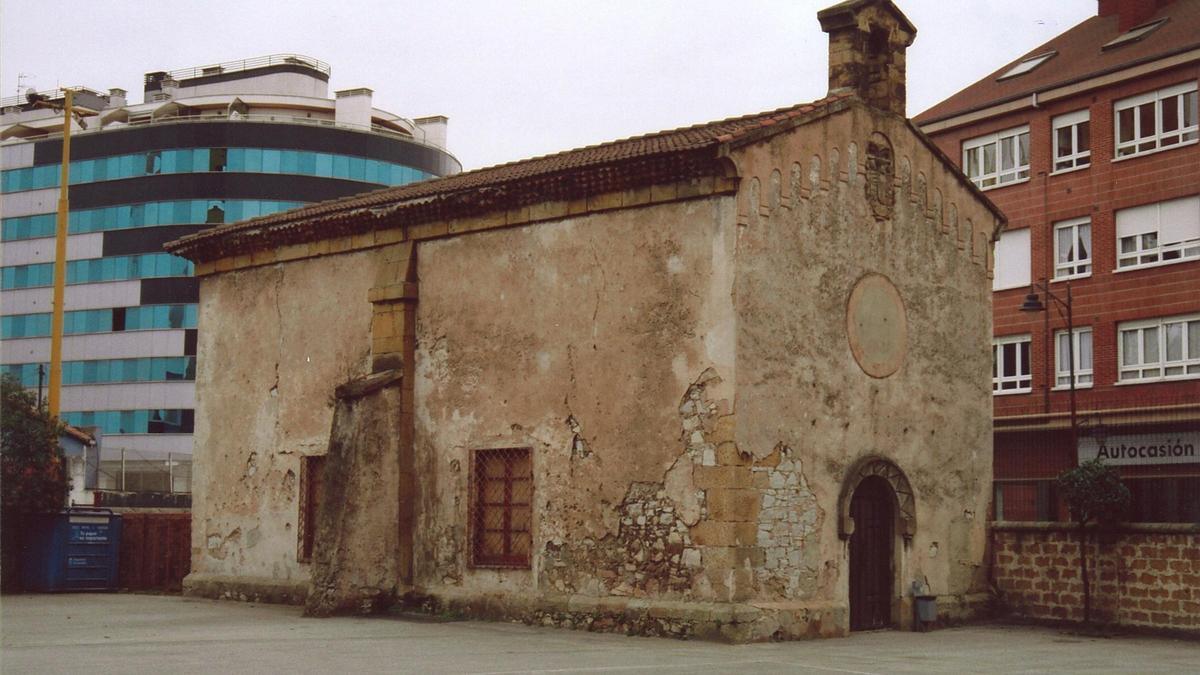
[{"xmin": 849, "ymin": 475, "xmax": 894, "ymax": 631}]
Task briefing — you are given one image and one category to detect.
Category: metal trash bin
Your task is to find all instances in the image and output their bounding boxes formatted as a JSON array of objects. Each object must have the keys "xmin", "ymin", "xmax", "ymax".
[
  {"xmin": 915, "ymin": 594, "xmax": 938, "ymax": 623},
  {"xmin": 19, "ymin": 507, "xmax": 122, "ymax": 592}
]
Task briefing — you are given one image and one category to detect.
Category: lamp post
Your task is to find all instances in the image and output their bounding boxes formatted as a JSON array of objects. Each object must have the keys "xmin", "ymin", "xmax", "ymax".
[{"xmin": 1019, "ymin": 280, "xmax": 1077, "ymax": 454}]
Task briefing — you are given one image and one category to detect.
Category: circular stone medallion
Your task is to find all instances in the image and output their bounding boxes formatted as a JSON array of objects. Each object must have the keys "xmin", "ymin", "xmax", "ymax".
[{"xmin": 846, "ymin": 273, "xmax": 908, "ymax": 378}]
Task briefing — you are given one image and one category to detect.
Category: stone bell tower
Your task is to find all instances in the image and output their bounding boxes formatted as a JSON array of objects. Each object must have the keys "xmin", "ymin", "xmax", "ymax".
[{"xmin": 818, "ymin": 0, "xmax": 917, "ymax": 117}]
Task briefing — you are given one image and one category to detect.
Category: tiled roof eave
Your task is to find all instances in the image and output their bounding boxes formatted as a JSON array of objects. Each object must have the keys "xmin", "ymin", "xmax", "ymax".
[
  {"xmin": 168, "ymin": 146, "xmax": 730, "ymax": 263},
  {"xmin": 916, "ymin": 41, "xmax": 1200, "ymax": 127}
]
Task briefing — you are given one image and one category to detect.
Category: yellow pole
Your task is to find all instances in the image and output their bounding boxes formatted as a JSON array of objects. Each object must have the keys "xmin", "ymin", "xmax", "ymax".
[{"xmin": 47, "ymin": 89, "xmax": 73, "ymax": 417}]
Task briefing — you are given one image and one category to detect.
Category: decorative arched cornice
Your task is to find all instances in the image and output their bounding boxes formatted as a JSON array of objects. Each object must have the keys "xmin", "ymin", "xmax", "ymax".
[{"xmin": 838, "ymin": 455, "xmax": 916, "ymax": 541}]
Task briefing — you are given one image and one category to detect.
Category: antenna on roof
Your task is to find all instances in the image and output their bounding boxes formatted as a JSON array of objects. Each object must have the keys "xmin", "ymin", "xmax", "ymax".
[{"xmin": 17, "ymin": 72, "xmax": 34, "ymax": 98}]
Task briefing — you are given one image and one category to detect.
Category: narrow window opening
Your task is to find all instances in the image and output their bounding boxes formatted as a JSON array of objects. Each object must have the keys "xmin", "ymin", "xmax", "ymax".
[
  {"xmin": 298, "ymin": 455, "xmax": 326, "ymax": 563},
  {"xmin": 209, "ymin": 148, "xmax": 227, "ymax": 172}
]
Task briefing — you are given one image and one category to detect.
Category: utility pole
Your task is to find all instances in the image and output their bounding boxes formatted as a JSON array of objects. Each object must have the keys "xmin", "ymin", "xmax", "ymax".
[{"xmin": 46, "ymin": 89, "xmax": 74, "ymax": 418}]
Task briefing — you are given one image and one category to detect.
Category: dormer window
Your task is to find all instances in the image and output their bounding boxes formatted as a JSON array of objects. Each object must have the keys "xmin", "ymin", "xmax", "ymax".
[
  {"xmin": 1102, "ymin": 18, "xmax": 1169, "ymax": 51},
  {"xmin": 997, "ymin": 51, "xmax": 1056, "ymax": 81}
]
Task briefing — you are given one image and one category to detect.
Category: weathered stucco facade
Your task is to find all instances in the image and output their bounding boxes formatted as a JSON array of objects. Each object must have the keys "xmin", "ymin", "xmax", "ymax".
[{"xmin": 172, "ymin": 0, "xmax": 1003, "ymax": 640}]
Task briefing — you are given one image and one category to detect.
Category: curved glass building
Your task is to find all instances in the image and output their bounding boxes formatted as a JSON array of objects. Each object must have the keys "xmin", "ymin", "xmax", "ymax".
[{"xmin": 0, "ymin": 55, "xmax": 460, "ymax": 496}]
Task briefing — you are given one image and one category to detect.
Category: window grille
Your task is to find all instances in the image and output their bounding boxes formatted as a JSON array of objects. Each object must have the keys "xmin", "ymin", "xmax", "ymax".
[{"xmin": 470, "ymin": 447, "xmax": 532, "ymax": 568}]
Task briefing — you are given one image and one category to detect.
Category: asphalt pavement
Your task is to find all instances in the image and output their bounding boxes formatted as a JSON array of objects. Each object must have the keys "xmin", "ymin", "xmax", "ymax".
[{"xmin": 1, "ymin": 593, "xmax": 1197, "ymax": 674}]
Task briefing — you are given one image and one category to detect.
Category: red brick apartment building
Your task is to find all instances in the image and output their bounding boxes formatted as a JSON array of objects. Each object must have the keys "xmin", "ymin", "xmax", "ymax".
[{"xmin": 917, "ymin": 0, "xmax": 1199, "ymax": 524}]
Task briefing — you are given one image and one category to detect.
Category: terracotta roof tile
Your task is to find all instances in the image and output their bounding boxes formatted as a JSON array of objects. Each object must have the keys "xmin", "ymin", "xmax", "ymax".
[
  {"xmin": 168, "ymin": 94, "xmax": 853, "ymax": 261},
  {"xmin": 915, "ymin": 0, "xmax": 1200, "ymax": 125}
]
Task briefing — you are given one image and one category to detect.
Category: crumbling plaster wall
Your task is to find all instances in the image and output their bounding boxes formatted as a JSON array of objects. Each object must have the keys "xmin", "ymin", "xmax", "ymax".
[
  {"xmin": 412, "ymin": 196, "xmax": 739, "ymax": 600},
  {"xmin": 728, "ymin": 104, "xmax": 996, "ymax": 610},
  {"xmin": 188, "ymin": 250, "xmax": 378, "ymax": 592}
]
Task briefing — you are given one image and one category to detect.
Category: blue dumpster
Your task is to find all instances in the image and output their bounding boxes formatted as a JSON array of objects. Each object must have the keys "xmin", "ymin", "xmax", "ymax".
[{"xmin": 20, "ymin": 508, "xmax": 122, "ymax": 592}]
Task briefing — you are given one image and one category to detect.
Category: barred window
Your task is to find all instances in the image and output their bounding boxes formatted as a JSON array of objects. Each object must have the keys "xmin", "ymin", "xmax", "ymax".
[{"xmin": 471, "ymin": 447, "xmax": 532, "ymax": 568}]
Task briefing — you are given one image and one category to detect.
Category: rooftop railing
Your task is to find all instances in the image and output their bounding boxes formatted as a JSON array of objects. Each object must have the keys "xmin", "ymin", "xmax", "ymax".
[
  {"xmin": 0, "ymin": 86, "xmax": 109, "ymax": 111},
  {"xmin": 1, "ymin": 108, "xmax": 448, "ymax": 154},
  {"xmin": 161, "ymin": 54, "xmax": 331, "ymax": 83}
]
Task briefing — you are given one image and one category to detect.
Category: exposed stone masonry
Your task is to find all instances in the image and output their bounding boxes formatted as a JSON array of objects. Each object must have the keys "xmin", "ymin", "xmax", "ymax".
[
  {"xmin": 542, "ymin": 482, "xmax": 700, "ymax": 597},
  {"xmin": 754, "ymin": 447, "xmax": 823, "ymax": 598}
]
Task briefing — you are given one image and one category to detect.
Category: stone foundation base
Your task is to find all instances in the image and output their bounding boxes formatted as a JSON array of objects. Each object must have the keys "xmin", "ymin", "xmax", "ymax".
[
  {"xmin": 402, "ymin": 587, "xmax": 850, "ymax": 642},
  {"xmin": 182, "ymin": 573, "xmax": 309, "ymax": 605}
]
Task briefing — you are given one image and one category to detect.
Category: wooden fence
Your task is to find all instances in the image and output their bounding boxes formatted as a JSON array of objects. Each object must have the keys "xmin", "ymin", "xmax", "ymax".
[{"xmin": 117, "ymin": 511, "xmax": 190, "ymax": 591}]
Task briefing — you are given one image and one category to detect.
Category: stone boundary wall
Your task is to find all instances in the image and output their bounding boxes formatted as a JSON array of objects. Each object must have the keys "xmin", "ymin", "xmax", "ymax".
[
  {"xmin": 992, "ymin": 522, "xmax": 1200, "ymax": 633},
  {"xmin": 400, "ymin": 587, "xmax": 989, "ymax": 643}
]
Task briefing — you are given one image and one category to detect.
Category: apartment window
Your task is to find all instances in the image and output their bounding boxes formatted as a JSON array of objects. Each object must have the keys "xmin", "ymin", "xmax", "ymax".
[
  {"xmin": 1116, "ymin": 195, "xmax": 1200, "ymax": 269},
  {"xmin": 963, "ymin": 126, "xmax": 1030, "ymax": 189},
  {"xmin": 1054, "ymin": 217, "xmax": 1092, "ymax": 279},
  {"xmin": 993, "ymin": 335, "xmax": 1032, "ymax": 394},
  {"xmin": 1119, "ymin": 314, "xmax": 1200, "ymax": 382},
  {"xmin": 1055, "ymin": 328, "xmax": 1093, "ymax": 388},
  {"xmin": 1114, "ymin": 82, "xmax": 1198, "ymax": 158},
  {"xmin": 1052, "ymin": 110, "xmax": 1090, "ymax": 172},
  {"xmin": 993, "ymin": 227, "xmax": 1031, "ymax": 291},
  {"xmin": 471, "ymin": 447, "xmax": 532, "ymax": 568}
]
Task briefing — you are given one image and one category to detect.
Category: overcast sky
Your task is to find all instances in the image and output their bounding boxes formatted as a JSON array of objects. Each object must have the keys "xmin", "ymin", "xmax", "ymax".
[{"xmin": 2, "ymin": 1, "xmax": 1095, "ymax": 171}]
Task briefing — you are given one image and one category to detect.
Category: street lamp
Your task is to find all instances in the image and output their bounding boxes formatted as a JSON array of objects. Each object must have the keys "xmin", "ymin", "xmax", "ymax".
[{"xmin": 1019, "ymin": 280, "xmax": 1077, "ymax": 453}]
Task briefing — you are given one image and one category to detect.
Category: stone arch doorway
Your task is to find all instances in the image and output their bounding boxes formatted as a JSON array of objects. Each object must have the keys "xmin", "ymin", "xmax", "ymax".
[
  {"xmin": 848, "ymin": 475, "xmax": 894, "ymax": 630},
  {"xmin": 838, "ymin": 456, "xmax": 916, "ymax": 632}
]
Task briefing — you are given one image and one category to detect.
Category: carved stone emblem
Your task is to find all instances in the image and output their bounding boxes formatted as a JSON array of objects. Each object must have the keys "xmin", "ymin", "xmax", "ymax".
[{"xmin": 865, "ymin": 133, "xmax": 894, "ymax": 221}]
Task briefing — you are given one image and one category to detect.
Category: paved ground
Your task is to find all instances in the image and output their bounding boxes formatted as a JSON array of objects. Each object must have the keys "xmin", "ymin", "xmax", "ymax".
[{"xmin": 1, "ymin": 594, "xmax": 1197, "ymax": 674}]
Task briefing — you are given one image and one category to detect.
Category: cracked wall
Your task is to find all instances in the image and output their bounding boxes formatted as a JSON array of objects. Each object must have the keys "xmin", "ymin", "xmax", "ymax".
[
  {"xmin": 185, "ymin": 101, "xmax": 995, "ymax": 638},
  {"xmin": 187, "ymin": 250, "xmax": 378, "ymax": 596},
  {"xmin": 729, "ymin": 104, "xmax": 996, "ymax": 616},
  {"xmin": 412, "ymin": 196, "xmax": 738, "ymax": 601}
]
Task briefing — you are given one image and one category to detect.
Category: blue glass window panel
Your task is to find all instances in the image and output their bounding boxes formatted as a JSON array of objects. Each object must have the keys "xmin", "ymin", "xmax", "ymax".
[
  {"xmin": 193, "ymin": 148, "xmax": 210, "ymax": 172},
  {"xmin": 280, "ymin": 150, "xmax": 300, "ymax": 174},
  {"xmin": 348, "ymin": 156, "xmax": 366, "ymax": 181},
  {"xmin": 74, "ymin": 160, "xmax": 93, "ymax": 184},
  {"xmin": 226, "ymin": 148, "xmax": 245, "ymax": 171},
  {"xmin": 244, "ymin": 148, "xmax": 263, "ymax": 172},
  {"xmin": 315, "ymin": 153, "xmax": 333, "ymax": 177},
  {"xmin": 298, "ymin": 151, "xmax": 316, "ymax": 175},
  {"xmin": 169, "ymin": 201, "xmax": 187, "ymax": 223},
  {"xmin": 262, "ymin": 149, "xmax": 281, "ymax": 173},
  {"xmin": 175, "ymin": 149, "xmax": 194, "ymax": 174},
  {"xmin": 333, "ymin": 154, "xmax": 350, "ymax": 178},
  {"xmin": 90, "ymin": 158, "xmax": 109, "ymax": 182},
  {"xmin": 145, "ymin": 202, "xmax": 162, "ymax": 225},
  {"xmin": 5, "ymin": 197, "xmax": 310, "ymax": 241}
]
